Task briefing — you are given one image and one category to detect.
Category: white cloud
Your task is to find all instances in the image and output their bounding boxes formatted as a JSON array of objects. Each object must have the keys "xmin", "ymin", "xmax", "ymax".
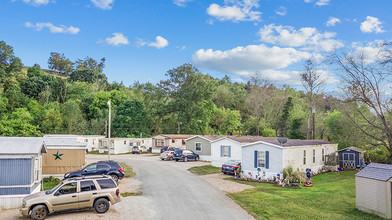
[
  {"xmin": 207, "ymin": 0, "xmax": 261, "ymax": 22},
  {"xmin": 91, "ymin": 0, "xmax": 114, "ymax": 10},
  {"xmin": 326, "ymin": 17, "xmax": 341, "ymax": 27},
  {"xmin": 275, "ymin": 6, "xmax": 287, "ymax": 16},
  {"xmin": 173, "ymin": 0, "xmax": 192, "ymax": 7},
  {"xmin": 351, "ymin": 40, "xmax": 387, "ymax": 64},
  {"xmin": 304, "ymin": 0, "xmax": 331, "ymax": 6},
  {"xmin": 13, "ymin": 0, "xmax": 50, "ymax": 6},
  {"xmin": 148, "ymin": 36, "xmax": 169, "ymax": 49},
  {"xmin": 192, "ymin": 44, "xmax": 311, "ymax": 80},
  {"xmin": 258, "ymin": 24, "xmax": 343, "ymax": 51},
  {"xmin": 104, "ymin": 33, "xmax": 129, "ymax": 46},
  {"xmin": 360, "ymin": 16, "xmax": 385, "ymax": 33},
  {"xmin": 25, "ymin": 22, "xmax": 80, "ymax": 34},
  {"xmin": 316, "ymin": 0, "xmax": 330, "ymax": 6}
]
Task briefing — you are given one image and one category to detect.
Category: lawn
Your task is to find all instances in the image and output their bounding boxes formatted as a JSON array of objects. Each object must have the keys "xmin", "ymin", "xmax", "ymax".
[
  {"xmin": 228, "ymin": 171, "xmax": 383, "ymax": 220},
  {"xmin": 188, "ymin": 165, "xmax": 222, "ymax": 175},
  {"xmin": 42, "ymin": 177, "xmax": 61, "ymax": 191},
  {"xmin": 120, "ymin": 162, "xmax": 136, "ymax": 178}
]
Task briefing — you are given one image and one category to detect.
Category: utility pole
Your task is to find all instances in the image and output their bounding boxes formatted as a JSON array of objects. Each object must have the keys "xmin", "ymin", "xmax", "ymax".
[
  {"xmin": 107, "ymin": 100, "xmax": 111, "ymax": 159},
  {"xmin": 312, "ymin": 106, "xmax": 316, "ymax": 140}
]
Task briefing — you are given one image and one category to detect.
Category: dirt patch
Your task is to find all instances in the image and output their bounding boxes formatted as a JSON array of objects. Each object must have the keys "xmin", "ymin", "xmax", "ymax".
[{"xmin": 200, "ymin": 173, "xmax": 255, "ymax": 193}]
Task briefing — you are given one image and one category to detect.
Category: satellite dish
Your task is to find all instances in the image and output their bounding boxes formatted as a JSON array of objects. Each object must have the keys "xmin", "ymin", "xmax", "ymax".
[{"xmin": 277, "ymin": 137, "xmax": 287, "ymax": 145}]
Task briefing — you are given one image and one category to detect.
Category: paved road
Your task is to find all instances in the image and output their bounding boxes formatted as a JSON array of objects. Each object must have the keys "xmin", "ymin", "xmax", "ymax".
[{"xmin": 116, "ymin": 155, "xmax": 254, "ymax": 220}]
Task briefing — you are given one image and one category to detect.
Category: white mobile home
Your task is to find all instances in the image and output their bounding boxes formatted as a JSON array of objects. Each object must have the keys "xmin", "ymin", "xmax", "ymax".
[
  {"xmin": 151, "ymin": 134, "xmax": 194, "ymax": 153},
  {"xmin": 241, "ymin": 139, "xmax": 337, "ymax": 180},
  {"xmin": 44, "ymin": 134, "xmax": 105, "ymax": 151},
  {"xmin": 98, "ymin": 138, "xmax": 152, "ymax": 154}
]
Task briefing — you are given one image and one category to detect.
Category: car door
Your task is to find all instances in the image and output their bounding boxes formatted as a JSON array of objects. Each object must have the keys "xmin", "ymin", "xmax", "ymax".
[
  {"xmin": 83, "ymin": 163, "xmax": 98, "ymax": 176},
  {"xmin": 96, "ymin": 164, "xmax": 111, "ymax": 175},
  {"xmin": 51, "ymin": 182, "xmax": 79, "ymax": 211},
  {"xmin": 78, "ymin": 180, "xmax": 98, "ymax": 208}
]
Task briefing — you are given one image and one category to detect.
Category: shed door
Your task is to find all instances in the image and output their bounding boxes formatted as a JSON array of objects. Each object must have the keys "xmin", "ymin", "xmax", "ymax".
[{"xmin": 342, "ymin": 153, "xmax": 355, "ymax": 169}]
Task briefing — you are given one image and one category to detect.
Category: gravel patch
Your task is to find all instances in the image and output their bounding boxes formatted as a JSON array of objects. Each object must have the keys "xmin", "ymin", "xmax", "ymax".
[{"xmin": 199, "ymin": 173, "xmax": 255, "ymax": 193}]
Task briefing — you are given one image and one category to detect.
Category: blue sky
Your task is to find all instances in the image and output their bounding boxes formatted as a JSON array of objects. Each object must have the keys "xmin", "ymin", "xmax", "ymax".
[{"xmin": 1, "ymin": 0, "xmax": 391, "ymax": 88}]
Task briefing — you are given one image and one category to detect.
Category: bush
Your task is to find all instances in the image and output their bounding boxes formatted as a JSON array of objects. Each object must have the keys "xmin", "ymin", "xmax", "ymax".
[
  {"xmin": 283, "ymin": 166, "xmax": 305, "ymax": 183},
  {"xmin": 43, "ymin": 176, "xmax": 60, "ymax": 183}
]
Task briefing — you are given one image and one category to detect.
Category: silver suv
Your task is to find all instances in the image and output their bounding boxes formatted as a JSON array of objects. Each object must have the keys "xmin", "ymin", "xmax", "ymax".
[{"xmin": 20, "ymin": 175, "xmax": 122, "ymax": 220}]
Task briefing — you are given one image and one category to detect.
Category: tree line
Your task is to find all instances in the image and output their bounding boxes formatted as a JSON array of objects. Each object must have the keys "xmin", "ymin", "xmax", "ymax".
[{"xmin": 1, "ymin": 40, "xmax": 392, "ymax": 162}]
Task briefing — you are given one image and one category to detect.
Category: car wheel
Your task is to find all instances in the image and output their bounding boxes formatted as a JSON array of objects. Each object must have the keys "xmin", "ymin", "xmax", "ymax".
[
  {"xmin": 175, "ymin": 159, "xmax": 179, "ymax": 162},
  {"xmin": 31, "ymin": 205, "xmax": 48, "ymax": 220},
  {"xmin": 110, "ymin": 174, "xmax": 119, "ymax": 182},
  {"xmin": 184, "ymin": 157, "xmax": 188, "ymax": 162},
  {"xmin": 161, "ymin": 158, "xmax": 164, "ymax": 160},
  {"xmin": 139, "ymin": 150, "xmax": 142, "ymax": 154},
  {"xmin": 195, "ymin": 156, "xmax": 199, "ymax": 161},
  {"xmin": 170, "ymin": 156, "xmax": 173, "ymax": 161},
  {"xmin": 94, "ymin": 198, "xmax": 110, "ymax": 214}
]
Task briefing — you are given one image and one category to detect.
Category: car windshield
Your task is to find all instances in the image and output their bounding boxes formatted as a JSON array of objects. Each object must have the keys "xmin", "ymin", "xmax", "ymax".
[
  {"xmin": 225, "ymin": 161, "xmax": 240, "ymax": 166},
  {"xmin": 174, "ymin": 149, "xmax": 182, "ymax": 153},
  {"xmin": 132, "ymin": 147, "xmax": 138, "ymax": 150},
  {"xmin": 45, "ymin": 181, "xmax": 63, "ymax": 195}
]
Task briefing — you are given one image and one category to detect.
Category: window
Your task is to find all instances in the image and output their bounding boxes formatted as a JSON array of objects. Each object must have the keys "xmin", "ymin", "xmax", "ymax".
[
  {"xmin": 221, "ymin": 146, "xmax": 230, "ymax": 157},
  {"xmin": 81, "ymin": 180, "xmax": 97, "ymax": 192},
  {"xmin": 195, "ymin": 142, "xmax": 202, "ymax": 151},
  {"xmin": 322, "ymin": 149, "xmax": 325, "ymax": 161},
  {"xmin": 124, "ymin": 141, "xmax": 126, "ymax": 145},
  {"xmin": 97, "ymin": 179, "xmax": 116, "ymax": 189},
  {"xmin": 303, "ymin": 150, "xmax": 306, "ymax": 165},
  {"xmin": 142, "ymin": 140, "xmax": 144, "ymax": 144},
  {"xmin": 85, "ymin": 139, "xmax": 88, "ymax": 143},
  {"xmin": 57, "ymin": 182, "xmax": 77, "ymax": 195},
  {"xmin": 156, "ymin": 139, "xmax": 164, "ymax": 146},
  {"xmin": 313, "ymin": 149, "xmax": 316, "ymax": 163},
  {"xmin": 257, "ymin": 151, "xmax": 266, "ymax": 168},
  {"xmin": 172, "ymin": 139, "xmax": 175, "ymax": 143},
  {"xmin": 34, "ymin": 157, "xmax": 41, "ymax": 182},
  {"xmin": 85, "ymin": 164, "xmax": 97, "ymax": 171},
  {"xmin": 97, "ymin": 164, "xmax": 110, "ymax": 171},
  {"xmin": 102, "ymin": 141, "xmax": 108, "ymax": 147}
]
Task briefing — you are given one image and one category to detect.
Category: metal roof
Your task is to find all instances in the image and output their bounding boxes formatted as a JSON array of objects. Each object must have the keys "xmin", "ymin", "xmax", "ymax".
[
  {"xmin": 337, "ymin": 147, "xmax": 366, "ymax": 153},
  {"xmin": 152, "ymin": 134, "xmax": 195, "ymax": 139},
  {"xmin": 221, "ymin": 136, "xmax": 334, "ymax": 147},
  {"xmin": 0, "ymin": 137, "xmax": 47, "ymax": 155},
  {"xmin": 355, "ymin": 163, "xmax": 392, "ymax": 181}
]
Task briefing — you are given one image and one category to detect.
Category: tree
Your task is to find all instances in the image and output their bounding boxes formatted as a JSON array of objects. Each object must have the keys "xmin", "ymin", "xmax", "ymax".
[
  {"xmin": 210, "ymin": 106, "xmax": 240, "ymax": 135},
  {"xmin": 74, "ymin": 57, "xmax": 105, "ymax": 73},
  {"xmin": 277, "ymin": 97, "xmax": 294, "ymax": 137},
  {"xmin": 300, "ymin": 58, "xmax": 325, "ymax": 139},
  {"xmin": 48, "ymin": 52, "xmax": 73, "ymax": 74},
  {"xmin": 0, "ymin": 40, "xmax": 23, "ymax": 76},
  {"xmin": 0, "ymin": 108, "xmax": 42, "ymax": 137},
  {"xmin": 112, "ymin": 99, "xmax": 151, "ymax": 137},
  {"xmin": 331, "ymin": 45, "xmax": 392, "ymax": 160},
  {"xmin": 61, "ymin": 100, "xmax": 87, "ymax": 134}
]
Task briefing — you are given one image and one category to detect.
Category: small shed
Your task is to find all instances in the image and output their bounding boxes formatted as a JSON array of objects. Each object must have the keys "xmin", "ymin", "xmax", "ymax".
[
  {"xmin": 0, "ymin": 137, "xmax": 47, "ymax": 209},
  {"xmin": 338, "ymin": 147, "xmax": 365, "ymax": 169},
  {"xmin": 355, "ymin": 163, "xmax": 392, "ymax": 218},
  {"xmin": 42, "ymin": 137, "xmax": 86, "ymax": 175}
]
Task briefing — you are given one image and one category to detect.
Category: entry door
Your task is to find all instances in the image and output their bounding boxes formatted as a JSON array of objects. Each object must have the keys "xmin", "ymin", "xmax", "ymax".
[{"xmin": 342, "ymin": 153, "xmax": 355, "ymax": 169}]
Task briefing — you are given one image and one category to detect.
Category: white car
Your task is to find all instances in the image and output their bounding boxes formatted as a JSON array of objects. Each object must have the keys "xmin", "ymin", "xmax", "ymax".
[{"xmin": 132, "ymin": 146, "xmax": 148, "ymax": 154}]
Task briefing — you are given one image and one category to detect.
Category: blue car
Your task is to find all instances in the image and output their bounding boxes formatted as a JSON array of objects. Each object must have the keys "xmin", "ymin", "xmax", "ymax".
[
  {"xmin": 174, "ymin": 149, "xmax": 199, "ymax": 162},
  {"xmin": 64, "ymin": 160, "xmax": 125, "ymax": 182}
]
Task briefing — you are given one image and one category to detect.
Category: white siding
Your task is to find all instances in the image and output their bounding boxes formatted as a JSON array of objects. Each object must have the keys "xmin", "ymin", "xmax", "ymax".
[
  {"xmin": 356, "ymin": 177, "xmax": 391, "ymax": 219},
  {"xmin": 283, "ymin": 144, "xmax": 337, "ymax": 173},
  {"xmin": 211, "ymin": 139, "xmax": 242, "ymax": 167},
  {"xmin": 242, "ymin": 143, "xmax": 283, "ymax": 179}
]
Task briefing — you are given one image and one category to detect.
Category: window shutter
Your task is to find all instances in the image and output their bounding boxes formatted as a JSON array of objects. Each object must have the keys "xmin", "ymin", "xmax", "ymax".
[
  {"xmin": 266, "ymin": 151, "xmax": 269, "ymax": 169},
  {"xmin": 254, "ymin": 150, "xmax": 258, "ymax": 168},
  {"xmin": 221, "ymin": 146, "xmax": 223, "ymax": 157},
  {"xmin": 229, "ymin": 146, "xmax": 231, "ymax": 157}
]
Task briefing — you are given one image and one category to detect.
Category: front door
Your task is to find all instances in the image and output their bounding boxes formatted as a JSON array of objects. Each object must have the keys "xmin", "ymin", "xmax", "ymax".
[
  {"xmin": 342, "ymin": 153, "xmax": 355, "ymax": 169},
  {"xmin": 51, "ymin": 182, "xmax": 79, "ymax": 211}
]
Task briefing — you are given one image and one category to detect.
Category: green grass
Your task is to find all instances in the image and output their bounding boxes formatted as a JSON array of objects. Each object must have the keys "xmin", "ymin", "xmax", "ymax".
[
  {"xmin": 121, "ymin": 192, "xmax": 142, "ymax": 197},
  {"xmin": 188, "ymin": 165, "xmax": 222, "ymax": 175},
  {"xmin": 42, "ymin": 177, "xmax": 61, "ymax": 191},
  {"xmin": 120, "ymin": 162, "xmax": 136, "ymax": 178},
  {"xmin": 87, "ymin": 151, "xmax": 106, "ymax": 155},
  {"xmin": 228, "ymin": 171, "xmax": 383, "ymax": 220}
]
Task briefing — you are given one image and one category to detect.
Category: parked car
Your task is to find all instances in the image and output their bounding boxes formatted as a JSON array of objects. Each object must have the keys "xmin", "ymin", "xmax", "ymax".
[
  {"xmin": 173, "ymin": 149, "xmax": 199, "ymax": 162},
  {"xmin": 160, "ymin": 151, "xmax": 174, "ymax": 160},
  {"xmin": 222, "ymin": 160, "xmax": 241, "ymax": 175},
  {"xmin": 132, "ymin": 146, "xmax": 148, "ymax": 154},
  {"xmin": 64, "ymin": 160, "xmax": 125, "ymax": 182},
  {"xmin": 160, "ymin": 146, "xmax": 175, "ymax": 153},
  {"xmin": 20, "ymin": 175, "xmax": 122, "ymax": 220}
]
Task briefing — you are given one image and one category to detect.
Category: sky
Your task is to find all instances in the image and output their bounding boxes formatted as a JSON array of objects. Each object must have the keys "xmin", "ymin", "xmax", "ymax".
[{"xmin": 0, "ymin": 0, "xmax": 391, "ymax": 89}]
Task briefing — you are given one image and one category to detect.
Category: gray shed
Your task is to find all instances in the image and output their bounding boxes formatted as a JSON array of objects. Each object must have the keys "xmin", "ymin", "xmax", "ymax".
[
  {"xmin": 0, "ymin": 137, "xmax": 47, "ymax": 195},
  {"xmin": 355, "ymin": 163, "xmax": 392, "ymax": 218}
]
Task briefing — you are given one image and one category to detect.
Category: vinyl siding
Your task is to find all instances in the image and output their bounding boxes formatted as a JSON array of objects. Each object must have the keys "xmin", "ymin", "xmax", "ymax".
[
  {"xmin": 211, "ymin": 139, "xmax": 242, "ymax": 167},
  {"xmin": 186, "ymin": 137, "xmax": 211, "ymax": 156},
  {"xmin": 0, "ymin": 158, "xmax": 32, "ymax": 186},
  {"xmin": 356, "ymin": 177, "xmax": 391, "ymax": 218},
  {"xmin": 242, "ymin": 143, "xmax": 283, "ymax": 179}
]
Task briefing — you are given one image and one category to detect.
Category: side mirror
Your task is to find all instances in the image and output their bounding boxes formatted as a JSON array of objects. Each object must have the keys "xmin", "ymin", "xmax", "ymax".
[
  {"xmin": 54, "ymin": 192, "xmax": 60, "ymax": 196},
  {"xmin": 83, "ymin": 169, "xmax": 87, "ymax": 172}
]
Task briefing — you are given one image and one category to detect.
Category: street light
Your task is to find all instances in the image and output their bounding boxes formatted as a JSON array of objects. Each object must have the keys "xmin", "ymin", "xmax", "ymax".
[{"xmin": 107, "ymin": 100, "xmax": 111, "ymax": 159}]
